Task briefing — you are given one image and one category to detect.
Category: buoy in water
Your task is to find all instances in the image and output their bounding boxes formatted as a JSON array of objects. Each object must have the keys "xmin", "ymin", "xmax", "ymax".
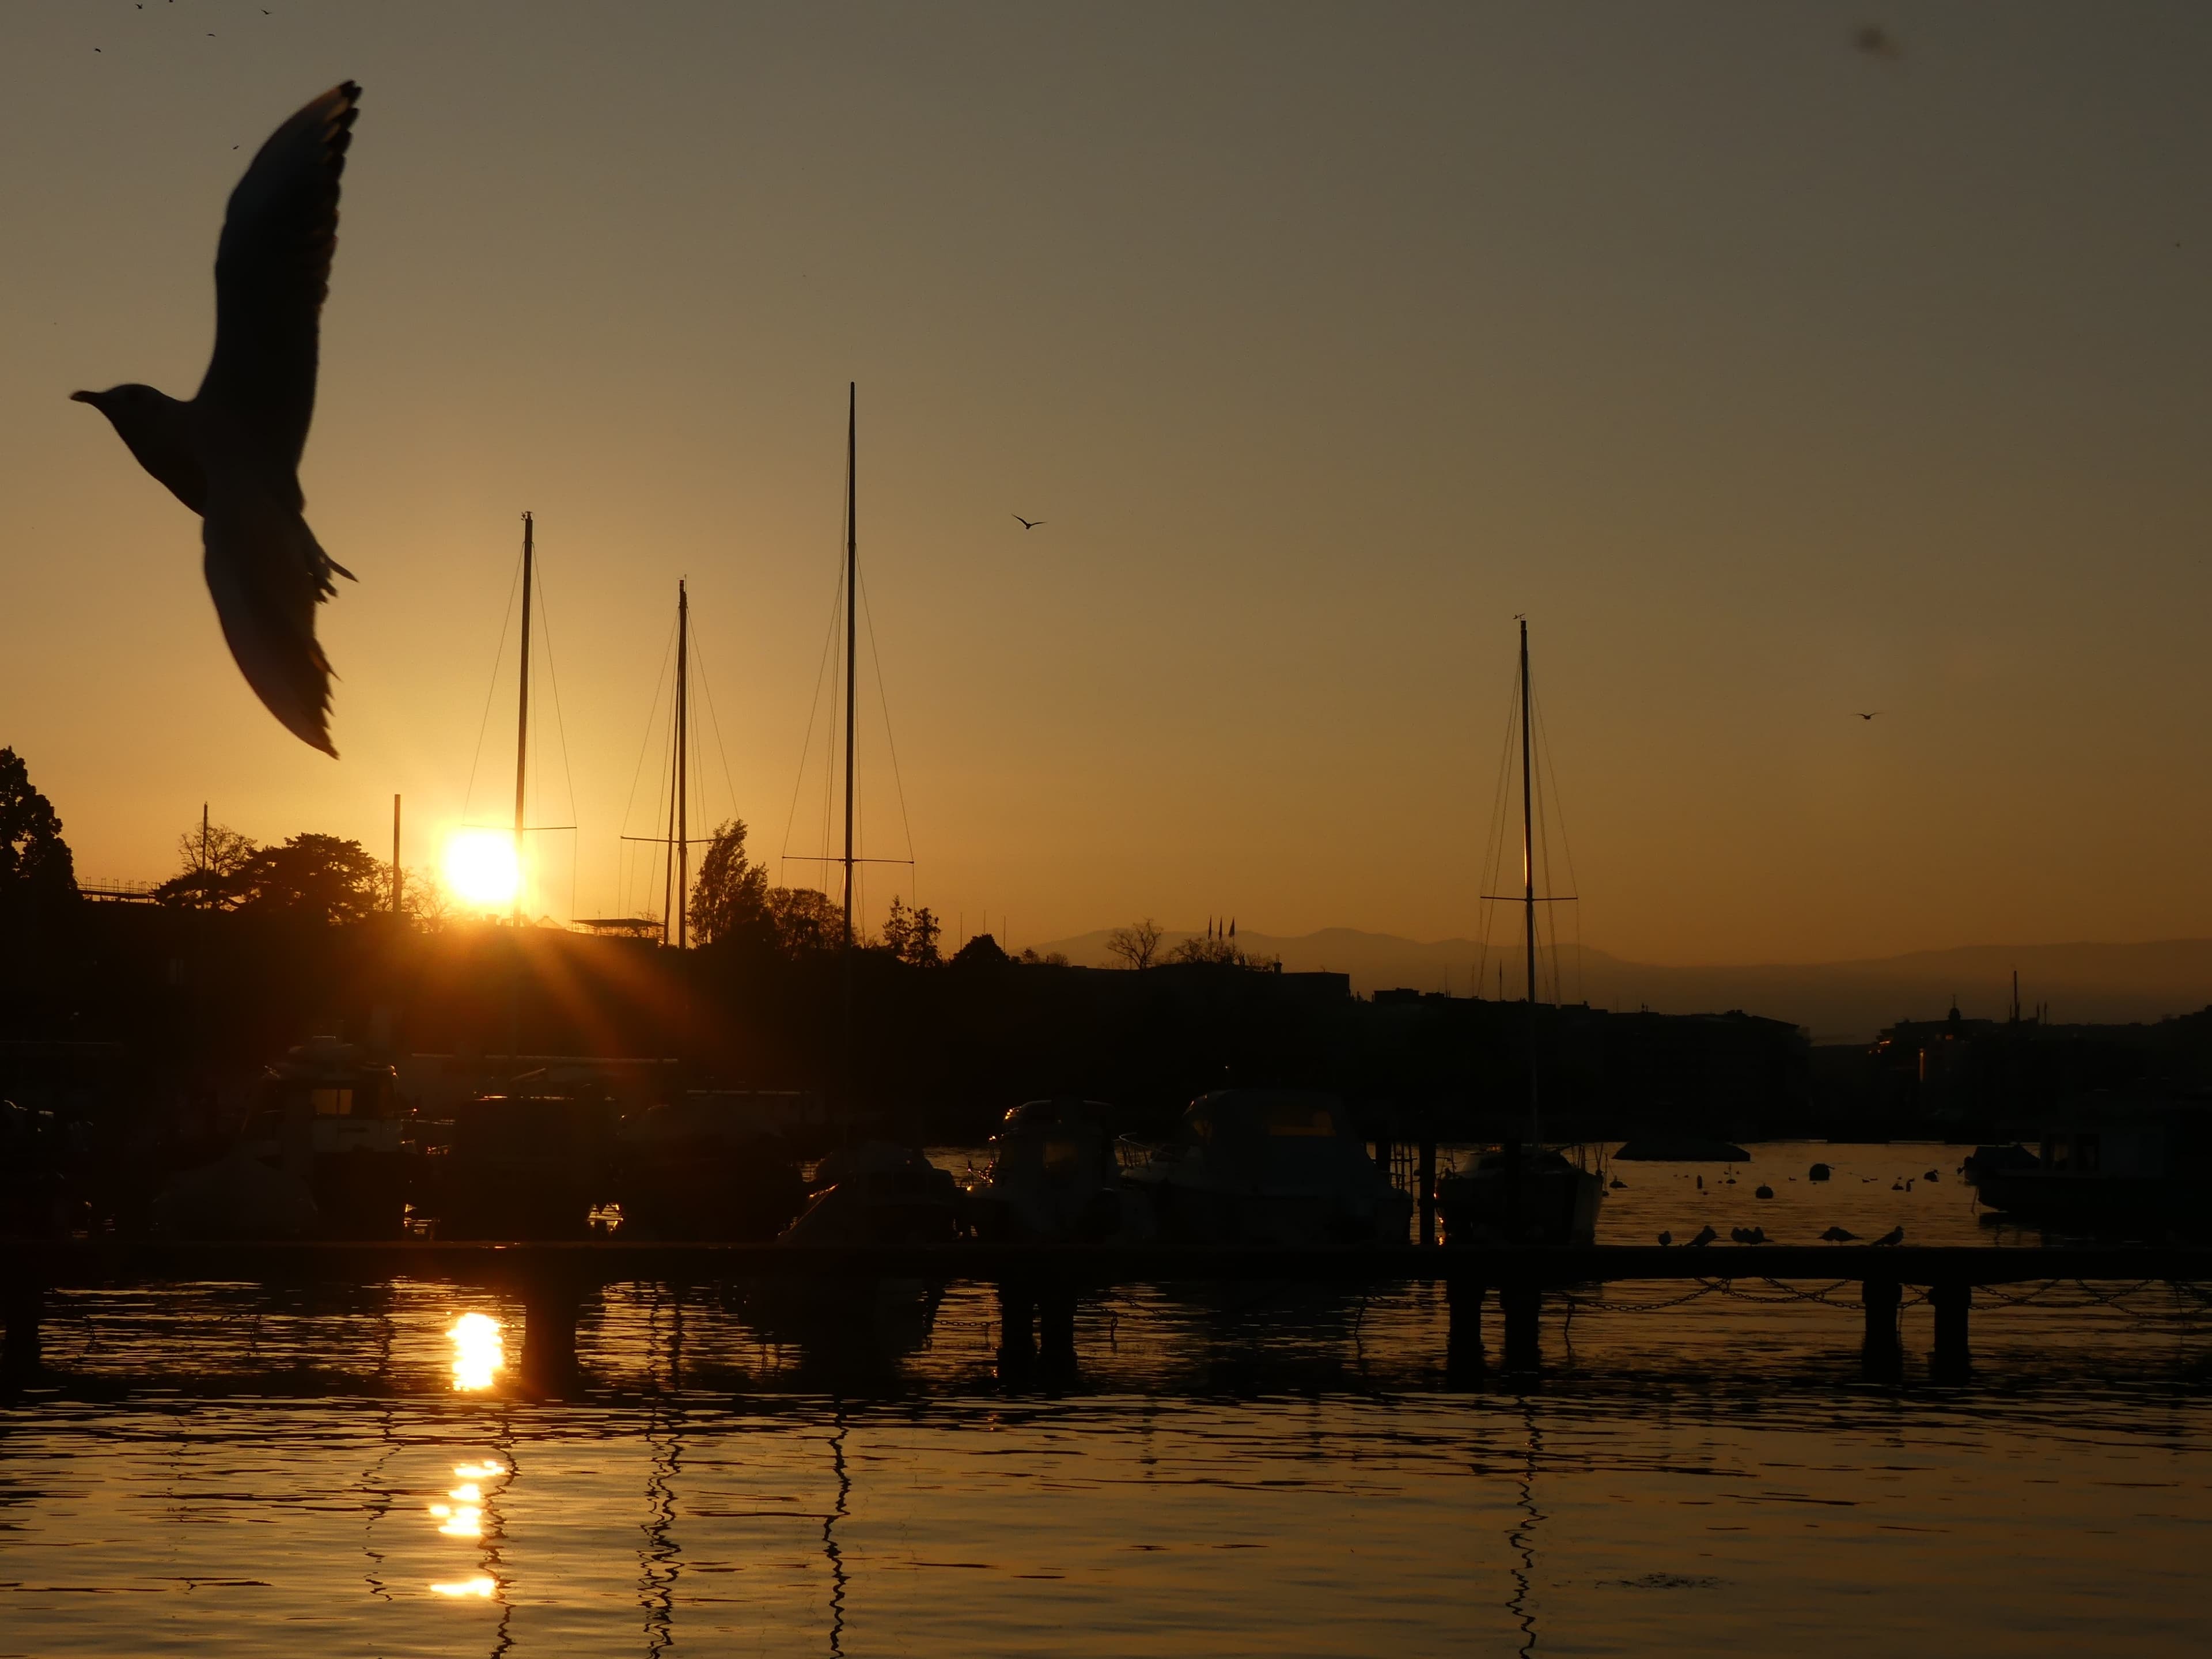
[{"xmin": 1754, "ymin": 1184, "xmax": 1775, "ymax": 1199}]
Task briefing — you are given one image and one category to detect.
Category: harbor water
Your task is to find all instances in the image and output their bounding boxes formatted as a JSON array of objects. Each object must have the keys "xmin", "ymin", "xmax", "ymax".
[{"xmin": 3, "ymin": 1143, "xmax": 2208, "ymax": 1657}]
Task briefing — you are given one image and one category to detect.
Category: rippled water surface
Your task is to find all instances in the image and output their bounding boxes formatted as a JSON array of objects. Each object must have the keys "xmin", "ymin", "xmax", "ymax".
[{"xmin": 3, "ymin": 1144, "xmax": 2208, "ymax": 1657}]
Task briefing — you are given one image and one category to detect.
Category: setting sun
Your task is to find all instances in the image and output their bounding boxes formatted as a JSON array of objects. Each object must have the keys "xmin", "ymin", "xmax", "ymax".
[{"xmin": 442, "ymin": 831, "xmax": 520, "ymax": 910}]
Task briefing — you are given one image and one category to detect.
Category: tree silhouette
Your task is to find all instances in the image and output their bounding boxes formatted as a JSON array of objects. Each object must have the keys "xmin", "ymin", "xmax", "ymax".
[
  {"xmin": 156, "ymin": 820, "xmax": 260, "ymax": 910},
  {"xmin": 690, "ymin": 819, "xmax": 770, "ymax": 945},
  {"xmin": 881, "ymin": 895, "xmax": 943, "ymax": 967},
  {"xmin": 233, "ymin": 834, "xmax": 385, "ymax": 926},
  {"xmin": 1106, "ymin": 916, "xmax": 1165, "ymax": 970},
  {"xmin": 764, "ymin": 885, "xmax": 843, "ymax": 957},
  {"xmin": 0, "ymin": 748, "xmax": 76, "ymax": 924}
]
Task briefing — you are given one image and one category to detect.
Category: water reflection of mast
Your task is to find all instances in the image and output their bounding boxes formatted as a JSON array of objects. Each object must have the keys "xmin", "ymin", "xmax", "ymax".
[
  {"xmin": 638, "ymin": 1401, "xmax": 684, "ymax": 1657},
  {"xmin": 823, "ymin": 1409, "xmax": 851, "ymax": 1657},
  {"xmin": 1505, "ymin": 1400, "xmax": 1545, "ymax": 1658}
]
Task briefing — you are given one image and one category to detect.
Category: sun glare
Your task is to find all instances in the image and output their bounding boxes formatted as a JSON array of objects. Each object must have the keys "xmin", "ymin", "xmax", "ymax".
[
  {"xmin": 447, "ymin": 1312, "xmax": 505, "ymax": 1392},
  {"xmin": 443, "ymin": 831, "xmax": 520, "ymax": 909}
]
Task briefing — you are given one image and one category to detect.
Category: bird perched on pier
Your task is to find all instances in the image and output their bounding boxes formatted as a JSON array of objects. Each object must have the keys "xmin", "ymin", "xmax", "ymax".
[
  {"xmin": 1687, "ymin": 1225, "xmax": 1718, "ymax": 1248},
  {"xmin": 1873, "ymin": 1226, "xmax": 1905, "ymax": 1247},
  {"xmin": 1730, "ymin": 1225, "xmax": 1770, "ymax": 1245},
  {"xmin": 1820, "ymin": 1225, "xmax": 1858, "ymax": 1243},
  {"xmin": 71, "ymin": 82, "xmax": 362, "ymax": 756},
  {"xmin": 1657, "ymin": 1229, "xmax": 1673, "ymax": 1247}
]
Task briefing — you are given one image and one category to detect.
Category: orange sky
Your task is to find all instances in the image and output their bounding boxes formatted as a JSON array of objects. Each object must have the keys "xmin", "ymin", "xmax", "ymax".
[{"xmin": 3, "ymin": 2, "xmax": 2209, "ymax": 964}]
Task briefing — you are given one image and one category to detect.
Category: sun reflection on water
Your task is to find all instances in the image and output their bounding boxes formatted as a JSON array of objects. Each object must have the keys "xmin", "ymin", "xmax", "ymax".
[
  {"xmin": 446, "ymin": 1312, "xmax": 505, "ymax": 1391},
  {"xmin": 430, "ymin": 1575, "xmax": 498, "ymax": 1599}
]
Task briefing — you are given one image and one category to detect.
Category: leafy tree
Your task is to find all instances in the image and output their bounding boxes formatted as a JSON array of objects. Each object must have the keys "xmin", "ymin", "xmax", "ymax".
[
  {"xmin": 1166, "ymin": 933, "xmax": 1245, "ymax": 966},
  {"xmin": 156, "ymin": 821, "xmax": 260, "ymax": 910},
  {"xmin": 236, "ymin": 834, "xmax": 386, "ymax": 926},
  {"xmin": 880, "ymin": 895, "xmax": 942, "ymax": 967},
  {"xmin": 1105, "ymin": 916, "xmax": 1164, "ymax": 970},
  {"xmin": 0, "ymin": 748, "xmax": 77, "ymax": 920},
  {"xmin": 690, "ymin": 819, "xmax": 770, "ymax": 945},
  {"xmin": 764, "ymin": 885, "xmax": 843, "ymax": 957}
]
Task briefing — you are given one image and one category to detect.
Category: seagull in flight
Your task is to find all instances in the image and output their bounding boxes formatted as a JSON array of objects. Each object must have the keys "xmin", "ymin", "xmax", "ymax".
[
  {"xmin": 72, "ymin": 83, "xmax": 361, "ymax": 756},
  {"xmin": 1012, "ymin": 514, "xmax": 1045, "ymax": 530},
  {"xmin": 1853, "ymin": 711, "xmax": 1883, "ymax": 721}
]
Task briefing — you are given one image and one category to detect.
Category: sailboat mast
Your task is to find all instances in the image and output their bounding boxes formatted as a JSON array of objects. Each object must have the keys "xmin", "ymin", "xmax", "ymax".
[
  {"xmin": 514, "ymin": 512, "xmax": 533, "ymax": 930},
  {"xmin": 676, "ymin": 579, "xmax": 690, "ymax": 949},
  {"xmin": 842, "ymin": 382, "xmax": 858, "ymax": 950},
  {"xmin": 1520, "ymin": 617, "xmax": 1542, "ymax": 1144}
]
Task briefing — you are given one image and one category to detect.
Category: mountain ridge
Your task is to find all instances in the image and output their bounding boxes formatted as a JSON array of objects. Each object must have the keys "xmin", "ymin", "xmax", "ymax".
[{"xmin": 1022, "ymin": 927, "xmax": 2212, "ymax": 1042}]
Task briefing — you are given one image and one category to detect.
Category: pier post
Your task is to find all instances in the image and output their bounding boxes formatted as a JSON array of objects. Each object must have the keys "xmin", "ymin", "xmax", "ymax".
[
  {"xmin": 997, "ymin": 1281, "xmax": 1037, "ymax": 1377},
  {"xmin": 1929, "ymin": 1281, "xmax": 1971, "ymax": 1381},
  {"xmin": 1501, "ymin": 1279, "xmax": 1541, "ymax": 1374},
  {"xmin": 1037, "ymin": 1283, "xmax": 1078, "ymax": 1378},
  {"xmin": 1445, "ymin": 1275, "xmax": 1486, "ymax": 1385},
  {"xmin": 1, "ymin": 1279, "xmax": 39, "ymax": 1383},
  {"xmin": 1861, "ymin": 1277, "xmax": 1903, "ymax": 1382},
  {"xmin": 518, "ymin": 1274, "xmax": 583, "ymax": 1396},
  {"xmin": 1417, "ymin": 1142, "xmax": 1438, "ymax": 1248}
]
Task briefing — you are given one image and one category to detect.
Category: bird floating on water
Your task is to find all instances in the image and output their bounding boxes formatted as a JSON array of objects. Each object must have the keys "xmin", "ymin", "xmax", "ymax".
[{"xmin": 72, "ymin": 82, "xmax": 361, "ymax": 756}]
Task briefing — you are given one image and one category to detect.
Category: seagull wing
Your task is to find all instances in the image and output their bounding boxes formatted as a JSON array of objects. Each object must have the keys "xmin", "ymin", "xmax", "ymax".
[
  {"xmin": 202, "ymin": 483, "xmax": 342, "ymax": 755},
  {"xmin": 196, "ymin": 82, "xmax": 359, "ymax": 500}
]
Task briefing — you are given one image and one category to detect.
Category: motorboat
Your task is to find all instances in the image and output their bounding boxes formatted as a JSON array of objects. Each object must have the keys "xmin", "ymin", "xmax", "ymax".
[
  {"xmin": 1435, "ymin": 1142, "xmax": 1603, "ymax": 1247},
  {"xmin": 1120, "ymin": 1090, "xmax": 1411, "ymax": 1247},
  {"xmin": 779, "ymin": 1141, "xmax": 961, "ymax": 1247},
  {"xmin": 615, "ymin": 1092, "xmax": 809, "ymax": 1240},
  {"xmin": 427, "ymin": 1089, "xmax": 618, "ymax": 1240},
  {"xmin": 1969, "ymin": 1089, "xmax": 2212, "ymax": 1233},
  {"xmin": 964, "ymin": 1097, "xmax": 1122, "ymax": 1242},
  {"xmin": 236, "ymin": 1036, "xmax": 413, "ymax": 1238}
]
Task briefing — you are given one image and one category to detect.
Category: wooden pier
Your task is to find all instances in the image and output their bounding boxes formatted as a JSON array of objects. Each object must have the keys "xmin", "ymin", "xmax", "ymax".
[{"xmin": 4, "ymin": 1241, "xmax": 2207, "ymax": 1389}]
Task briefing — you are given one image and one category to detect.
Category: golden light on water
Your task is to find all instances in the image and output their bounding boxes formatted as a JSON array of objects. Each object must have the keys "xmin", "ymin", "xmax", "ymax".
[
  {"xmin": 442, "ymin": 830, "xmax": 520, "ymax": 909},
  {"xmin": 430, "ymin": 1576, "xmax": 498, "ymax": 1599},
  {"xmin": 446, "ymin": 1312, "xmax": 505, "ymax": 1391}
]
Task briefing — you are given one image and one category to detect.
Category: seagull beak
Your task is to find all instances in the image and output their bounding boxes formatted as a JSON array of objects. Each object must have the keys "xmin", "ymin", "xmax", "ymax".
[{"xmin": 69, "ymin": 389, "xmax": 99, "ymax": 406}]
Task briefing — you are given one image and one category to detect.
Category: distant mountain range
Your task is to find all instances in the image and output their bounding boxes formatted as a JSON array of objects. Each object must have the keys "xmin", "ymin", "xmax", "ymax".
[{"xmin": 1024, "ymin": 927, "xmax": 2212, "ymax": 1043}]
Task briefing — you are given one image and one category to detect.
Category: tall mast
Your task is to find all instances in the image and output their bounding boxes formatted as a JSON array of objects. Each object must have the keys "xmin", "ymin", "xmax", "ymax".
[
  {"xmin": 1520, "ymin": 617, "xmax": 1541, "ymax": 1145},
  {"xmin": 842, "ymin": 382, "xmax": 858, "ymax": 952},
  {"xmin": 514, "ymin": 512, "xmax": 533, "ymax": 930},
  {"xmin": 676, "ymin": 579, "xmax": 690, "ymax": 949},
  {"xmin": 391, "ymin": 794, "xmax": 402, "ymax": 917}
]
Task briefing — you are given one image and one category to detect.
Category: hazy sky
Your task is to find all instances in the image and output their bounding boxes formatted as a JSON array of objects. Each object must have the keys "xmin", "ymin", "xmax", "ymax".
[{"xmin": 3, "ymin": 2, "xmax": 2208, "ymax": 964}]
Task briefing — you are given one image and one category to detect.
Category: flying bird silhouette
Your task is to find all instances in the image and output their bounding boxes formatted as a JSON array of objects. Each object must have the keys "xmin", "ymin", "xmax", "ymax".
[
  {"xmin": 1012, "ymin": 514, "xmax": 1045, "ymax": 530},
  {"xmin": 1853, "ymin": 711, "xmax": 1883, "ymax": 721},
  {"xmin": 72, "ymin": 82, "xmax": 361, "ymax": 757}
]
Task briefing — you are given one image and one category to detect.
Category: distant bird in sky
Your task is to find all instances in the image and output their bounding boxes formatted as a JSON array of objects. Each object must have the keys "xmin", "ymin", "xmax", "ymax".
[
  {"xmin": 1853, "ymin": 711, "xmax": 1883, "ymax": 721},
  {"xmin": 72, "ymin": 83, "xmax": 361, "ymax": 757},
  {"xmin": 1820, "ymin": 1225, "xmax": 1858, "ymax": 1243},
  {"xmin": 1873, "ymin": 1226, "xmax": 1905, "ymax": 1246},
  {"xmin": 1854, "ymin": 25, "xmax": 1903, "ymax": 62},
  {"xmin": 1687, "ymin": 1225, "xmax": 1718, "ymax": 1248},
  {"xmin": 1012, "ymin": 514, "xmax": 1045, "ymax": 530}
]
